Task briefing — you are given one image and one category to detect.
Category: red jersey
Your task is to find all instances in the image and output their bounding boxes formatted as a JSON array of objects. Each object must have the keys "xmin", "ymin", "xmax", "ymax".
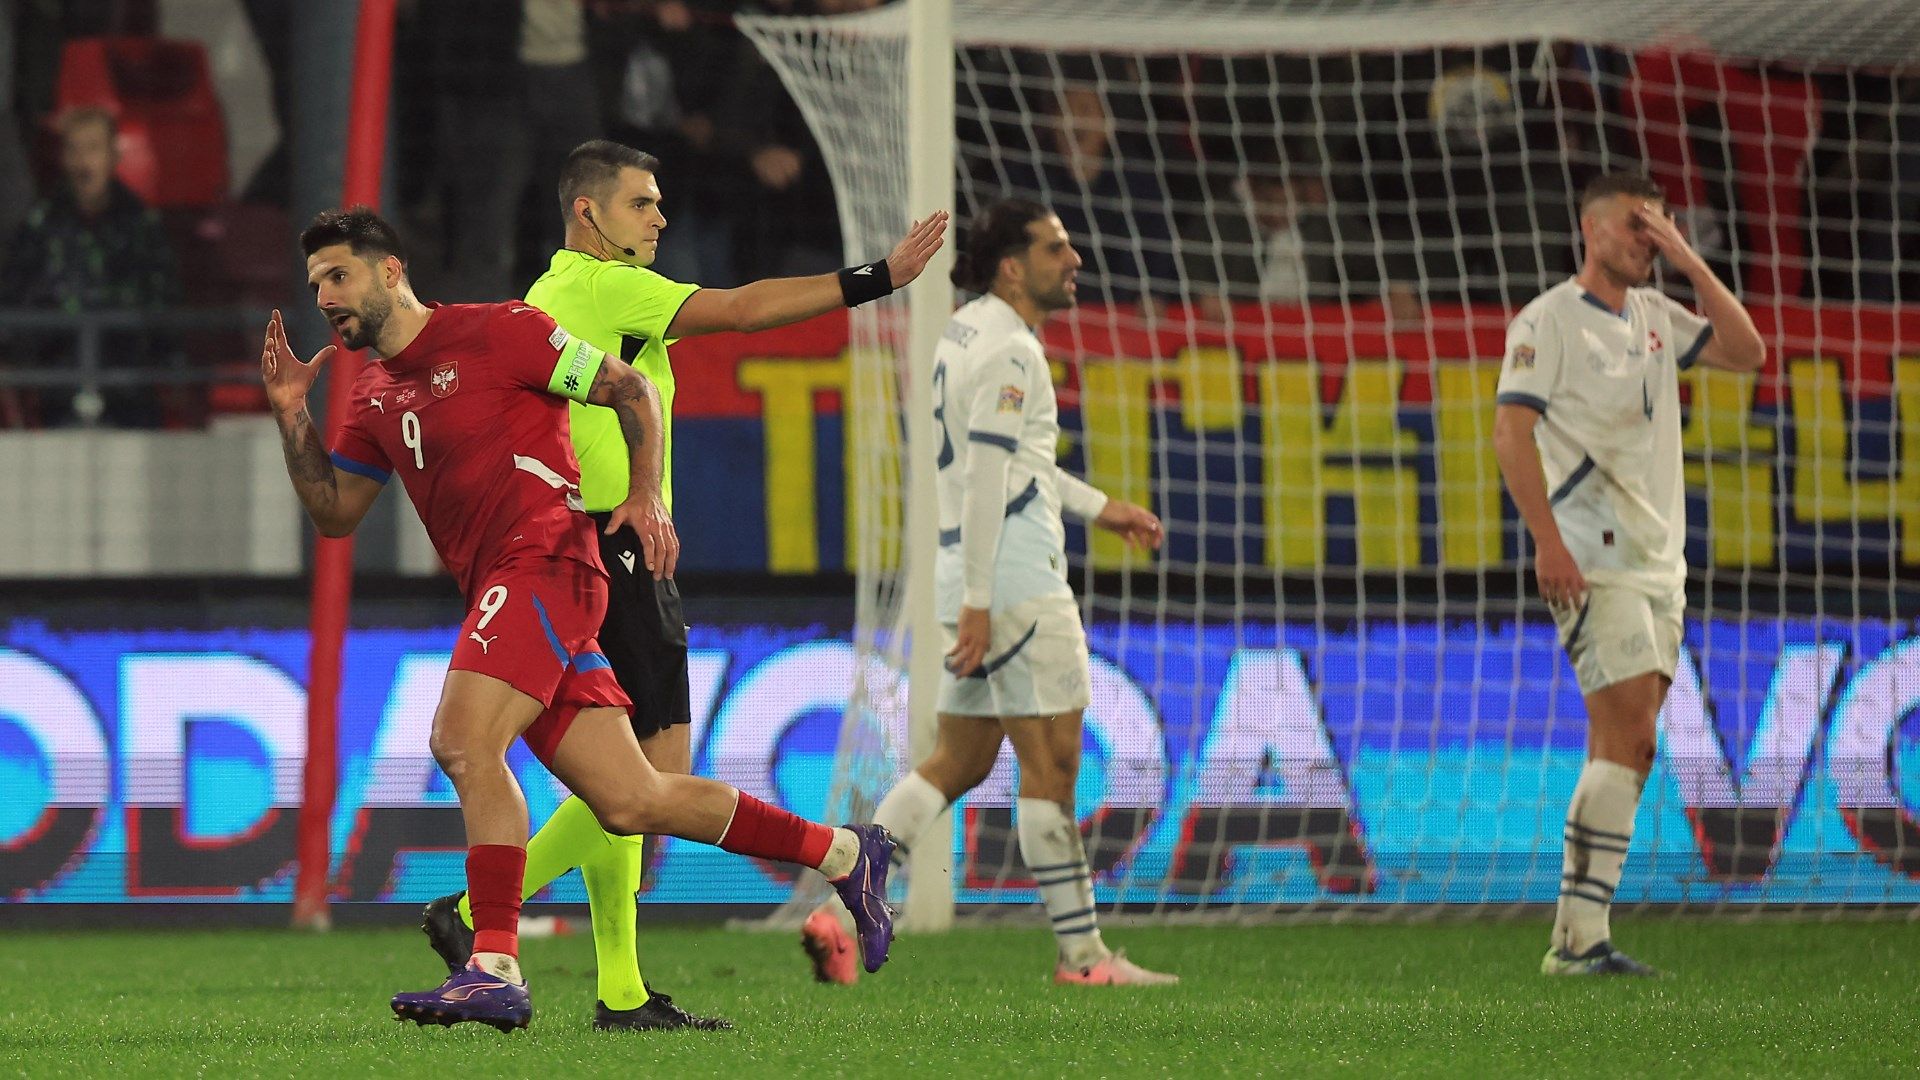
[{"xmin": 328, "ymin": 302, "xmax": 609, "ymax": 599}]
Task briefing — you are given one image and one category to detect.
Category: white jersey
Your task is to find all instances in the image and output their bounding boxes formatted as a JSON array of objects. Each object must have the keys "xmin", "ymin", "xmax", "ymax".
[
  {"xmin": 1496, "ymin": 279, "xmax": 1712, "ymax": 594},
  {"xmin": 932, "ymin": 293, "xmax": 1106, "ymax": 622}
]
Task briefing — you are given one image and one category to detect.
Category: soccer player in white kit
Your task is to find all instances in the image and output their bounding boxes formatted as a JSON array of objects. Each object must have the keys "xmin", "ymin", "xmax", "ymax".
[
  {"xmin": 801, "ymin": 199, "xmax": 1176, "ymax": 986},
  {"xmin": 1493, "ymin": 173, "xmax": 1765, "ymax": 975}
]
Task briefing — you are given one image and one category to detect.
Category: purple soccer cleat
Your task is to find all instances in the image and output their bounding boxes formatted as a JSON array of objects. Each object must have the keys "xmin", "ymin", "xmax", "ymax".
[
  {"xmin": 390, "ymin": 966, "xmax": 532, "ymax": 1032},
  {"xmin": 828, "ymin": 823, "xmax": 897, "ymax": 973}
]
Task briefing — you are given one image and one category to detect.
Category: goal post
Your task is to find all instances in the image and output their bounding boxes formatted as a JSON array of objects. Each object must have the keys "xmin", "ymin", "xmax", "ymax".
[
  {"xmin": 740, "ymin": 0, "xmax": 1920, "ymax": 925},
  {"xmin": 900, "ymin": 0, "xmax": 958, "ymax": 932}
]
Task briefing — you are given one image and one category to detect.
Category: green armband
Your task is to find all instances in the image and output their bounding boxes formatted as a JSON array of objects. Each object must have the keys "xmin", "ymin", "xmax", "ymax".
[{"xmin": 545, "ymin": 334, "xmax": 607, "ymax": 403}]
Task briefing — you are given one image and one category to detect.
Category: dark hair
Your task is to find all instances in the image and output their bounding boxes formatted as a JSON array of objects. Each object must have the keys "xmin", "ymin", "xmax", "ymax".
[
  {"xmin": 557, "ymin": 140, "xmax": 662, "ymax": 224},
  {"xmin": 299, "ymin": 206, "xmax": 407, "ymax": 264},
  {"xmin": 951, "ymin": 198, "xmax": 1053, "ymax": 292},
  {"xmin": 1579, "ymin": 172, "xmax": 1663, "ymax": 214}
]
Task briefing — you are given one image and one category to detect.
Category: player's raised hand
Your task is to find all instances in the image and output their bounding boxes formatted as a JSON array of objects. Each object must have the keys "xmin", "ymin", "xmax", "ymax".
[
  {"xmin": 608, "ymin": 492, "xmax": 679, "ymax": 581},
  {"xmin": 1634, "ymin": 202, "xmax": 1707, "ymax": 276},
  {"xmin": 1533, "ymin": 537, "xmax": 1587, "ymax": 611},
  {"xmin": 885, "ymin": 211, "xmax": 950, "ymax": 288},
  {"xmin": 259, "ymin": 309, "xmax": 336, "ymax": 416},
  {"xmin": 1094, "ymin": 498, "xmax": 1164, "ymax": 553},
  {"xmin": 945, "ymin": 604, "xmax": 990, "ymax": 677}
]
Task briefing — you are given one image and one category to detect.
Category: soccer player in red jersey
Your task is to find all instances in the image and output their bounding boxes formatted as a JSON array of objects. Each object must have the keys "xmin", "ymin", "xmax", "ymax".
[{"xmin": 261, "ymin": 208, "xmax": 894, "ymax": 1032}]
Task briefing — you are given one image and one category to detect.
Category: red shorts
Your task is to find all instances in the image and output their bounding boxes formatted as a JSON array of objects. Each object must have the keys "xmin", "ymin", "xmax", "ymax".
[{"xmin": 449, "ymin": 556, "xmax": 631, "ymax": 766}]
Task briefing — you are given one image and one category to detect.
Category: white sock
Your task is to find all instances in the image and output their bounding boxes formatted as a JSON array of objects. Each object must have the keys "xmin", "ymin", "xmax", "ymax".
[
  {"xmin": 1017, "ymin": 797, "xmax": 1107, "ymax": 970},
  {"xmin": 871, "ymin": 771, "xmax": 950, "ymax": 867},
  {"xmin": 470, "ymin": 951, "xmax": 524, "ymax": 985},
  {"xmin": 817, "ymin": 827, "xmax": 861, "ymax": 880},
  {"xmin": 1553, "ymin": 759, "xmax": 1645, "ymax": 956}
]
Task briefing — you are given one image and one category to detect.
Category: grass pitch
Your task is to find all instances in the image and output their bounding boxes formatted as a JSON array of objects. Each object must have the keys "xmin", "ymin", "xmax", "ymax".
[{"xmin": 1, "ymin": 918, "xmax": 1914, "ymax": 1077}]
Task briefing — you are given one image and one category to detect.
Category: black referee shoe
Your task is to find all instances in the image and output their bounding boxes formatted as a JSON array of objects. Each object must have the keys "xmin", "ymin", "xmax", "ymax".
[
  {"xmin": 593, "ymin": 993, "xmax": 733, "ymax": 1032},
  {"xmin": 421, "ymin": 892, "xmax": 474, "ymax": 975}
]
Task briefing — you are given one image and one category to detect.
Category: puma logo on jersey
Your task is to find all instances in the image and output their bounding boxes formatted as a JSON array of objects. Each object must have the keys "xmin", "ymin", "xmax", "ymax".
[
  {"xmin": 618, "ymin": 551, "xmax": 636, "ymax": 574},
  {"xmin": 468, "ymin": 632, "xmax": 498, "ymax": 654},
  {"xmin": 370, "ymin": 394, "xmax": 385, "ymax": 412}
]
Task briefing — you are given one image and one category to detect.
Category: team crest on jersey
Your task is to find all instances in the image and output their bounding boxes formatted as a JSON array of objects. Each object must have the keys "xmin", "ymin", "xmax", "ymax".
[
  {"xmin": 997, "ymin": 384, "xmax": 1025, "ymax": 413},
  {"xmin": 431, "ymin": 362, "xmax": 459, "ymax": 398},
  {"xmin": 1647, "ymin": 329, "xmax": 1664, "ymax": 353},
  {"xmin": 1509, "ymin": 343, "xmax": 1535, "ymax": 369}
]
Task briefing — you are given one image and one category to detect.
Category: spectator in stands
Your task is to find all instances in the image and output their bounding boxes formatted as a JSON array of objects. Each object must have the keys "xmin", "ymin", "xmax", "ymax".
[
  {"xmin": 0, "ymin": 106, "xmax": 179, "ymax": 427},
  {"xmin": 422, "ymin": 0, "xmax": 601, "ymax": 300},
  {"xmin": 1178, "ymin": 147, "xmax": 1388, "ymax": 316},
  {"xmin": 710, "ymin": 0, "xmax": 849, "ymax": 277},
  {"xmin": 593, "ymin": 0, "xmax": 743, "ymax": 286},
  {"xmin": 2, "ymin": 107, "xmax": 177, "ymax": 311},
  {"xmin": 998, "ymin": 81, "xmax": 1178, "ymax": 305},
  {"xmin": 1852, "ymin": 83, "xmax": 1920, "ymax": 303},
  {"xmin": 1809, "ymin": 71, "xmax": 1918, "ymax": 303},
  {"xmin": 1349, "ymin": 45, "xmax": 1577, "ymax": 307}
]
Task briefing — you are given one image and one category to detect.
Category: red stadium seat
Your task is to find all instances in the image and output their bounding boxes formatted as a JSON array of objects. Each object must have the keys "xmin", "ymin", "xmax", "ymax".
[
  {"xmin": 54, "ymin": 36, "xmax": 228, "ymax": 208},
  {"xmin": 162, "ymin": 203, "xmax": 288, "ymax": 416}
]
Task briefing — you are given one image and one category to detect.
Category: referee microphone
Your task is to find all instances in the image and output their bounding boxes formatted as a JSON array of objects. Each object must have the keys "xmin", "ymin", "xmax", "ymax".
[{"xmin": 583, "ymin": 208, "xmax": 636, "ymax": 258}]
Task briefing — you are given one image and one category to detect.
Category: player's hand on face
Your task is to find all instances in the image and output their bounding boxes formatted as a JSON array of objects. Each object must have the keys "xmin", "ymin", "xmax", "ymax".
[
  {"xmin": 609, "ymin": 492, "xmax": 679, "ymax": 581},
  {"xmin": 1533, "ymin": 539, "xmax": 1587, "ymax": 612},
  {"xmin": 944, "ymin": 604, "xmax": 990, "ymax": 677},
  {"xmin": 1634, "ymin": 203, "xmax": 1703, "ymax": 272},
  {"xmin": 884, "ymin": 211, "xmax": 950, "ymax": 288},
  {"xmin": 259, "ymin": 309, "xmax": 335, "ymax": 416},
  {"xmin": 1093, "ymin": 498, "xmax": 1164, "ymax": 553}
]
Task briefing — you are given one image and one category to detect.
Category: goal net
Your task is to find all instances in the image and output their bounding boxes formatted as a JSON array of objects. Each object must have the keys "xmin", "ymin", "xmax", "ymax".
[{"xmin": 739, "ymin": 0, "xmax": 1920, "ymax": 921}]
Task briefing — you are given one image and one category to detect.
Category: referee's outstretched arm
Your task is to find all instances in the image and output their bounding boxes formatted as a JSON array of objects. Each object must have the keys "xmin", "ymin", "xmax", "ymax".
[{"xmin": 663, "ymin": 212, "xmax": 949, "ymax": 338}]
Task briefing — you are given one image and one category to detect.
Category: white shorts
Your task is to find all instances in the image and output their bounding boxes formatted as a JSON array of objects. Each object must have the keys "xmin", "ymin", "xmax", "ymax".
[
  {"xmin": 1551, "ymin": 582, "xmax": 1685, "ymax": 696},
  {"xmin": 937, "ymin": 594, "xmax": 1091, "ymax": 718}
]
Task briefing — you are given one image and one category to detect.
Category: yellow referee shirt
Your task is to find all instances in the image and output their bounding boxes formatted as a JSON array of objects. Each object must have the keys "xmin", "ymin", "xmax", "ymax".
[{"xmin": 525, "ymin": 249, "xmax": 701, "ymax": 512}]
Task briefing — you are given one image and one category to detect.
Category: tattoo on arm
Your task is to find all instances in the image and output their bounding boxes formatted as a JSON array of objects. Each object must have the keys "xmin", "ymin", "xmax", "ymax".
[
  {"xmin": 587, "ymin": 360, "xmax": 665, "ymax": 493},
  {"xmin": 277, "ymin": 406, "xmax": 338, "ymax": 516},
  {"xmin": 613, "ymin": 398, "xmax": 648, "ymax": 463}
]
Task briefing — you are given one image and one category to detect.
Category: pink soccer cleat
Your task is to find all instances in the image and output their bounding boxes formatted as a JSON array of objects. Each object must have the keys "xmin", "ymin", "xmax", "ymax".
[
  {"xmin": 801, "ymin": 908, "xmax": 860, "ymax": 985},
  {"xmin": 1054, "ymin": 949, "xmax": 1180, "ymax": 986}
]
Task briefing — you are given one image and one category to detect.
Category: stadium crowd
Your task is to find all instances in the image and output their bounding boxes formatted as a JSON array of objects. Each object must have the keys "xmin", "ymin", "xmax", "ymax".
[{"xmin": 0, "ymin": 0, "xmax": 1913, "ymax": 427}]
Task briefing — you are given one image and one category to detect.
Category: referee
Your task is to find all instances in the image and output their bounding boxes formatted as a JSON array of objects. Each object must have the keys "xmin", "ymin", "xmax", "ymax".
[{"xmin": 422, "ymin": 139, "xmax": 946, "ymax": 1031}]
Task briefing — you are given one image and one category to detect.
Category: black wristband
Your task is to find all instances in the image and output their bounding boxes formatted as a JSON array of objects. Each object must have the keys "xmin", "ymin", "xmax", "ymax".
[{"xmin": 838, "ymin": 260, "xmax": 895, "ymax": 307}]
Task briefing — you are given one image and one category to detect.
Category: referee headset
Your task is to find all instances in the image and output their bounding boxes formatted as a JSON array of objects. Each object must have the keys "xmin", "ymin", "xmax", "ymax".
[{"xmin": 582, "ymin": 205, "xmax": 637, "ymax": 259}]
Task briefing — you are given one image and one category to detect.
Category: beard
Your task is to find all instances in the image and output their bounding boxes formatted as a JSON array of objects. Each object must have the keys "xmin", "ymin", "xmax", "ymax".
[
  {"xmin": 1033, "ymin": 277, "xmax": 1076, "ymax": 311},
  {"xmin": 337, "ymin": 289, "xmax": 394, "ymax": 351}
]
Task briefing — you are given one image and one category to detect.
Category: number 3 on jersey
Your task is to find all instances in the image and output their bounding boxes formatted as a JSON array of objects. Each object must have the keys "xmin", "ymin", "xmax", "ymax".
[
  {"xmin": 400, "ymin": 410, "xmax": 425, "ymax": 470},
  {"xmin": 930, "ymin": 361, "xmax": 953, "ymax": 469}
]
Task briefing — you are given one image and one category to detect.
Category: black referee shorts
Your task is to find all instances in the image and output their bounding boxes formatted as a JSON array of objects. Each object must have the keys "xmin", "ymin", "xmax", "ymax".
[{"xmin": 589, "ymin": 511, "xmax": 691, "ymax": 741}]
